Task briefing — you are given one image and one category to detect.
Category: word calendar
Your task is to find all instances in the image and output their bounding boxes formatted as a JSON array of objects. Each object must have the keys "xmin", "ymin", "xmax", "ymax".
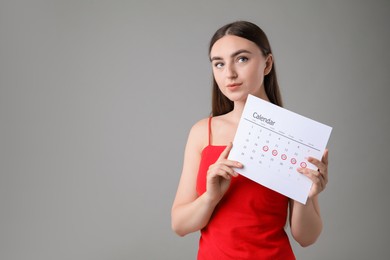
[{"xmin": 228, "ymin": 95, "xmax": 332, "ymax": 204}]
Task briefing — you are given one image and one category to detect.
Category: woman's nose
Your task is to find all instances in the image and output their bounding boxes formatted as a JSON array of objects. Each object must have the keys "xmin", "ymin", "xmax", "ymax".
[{"xmin": 226, "ymin": 63, "xmax": 238, "ymax": 79}]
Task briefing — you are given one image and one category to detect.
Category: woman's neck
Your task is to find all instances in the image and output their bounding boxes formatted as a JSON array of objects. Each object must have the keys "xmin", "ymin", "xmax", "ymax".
[{"xmin": 230, "ymin": 101, "xmax": 245, "ymax": 122}]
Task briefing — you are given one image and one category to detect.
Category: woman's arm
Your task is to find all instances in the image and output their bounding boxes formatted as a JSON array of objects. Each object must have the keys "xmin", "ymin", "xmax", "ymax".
[
  {"xmin": 171, "ymin": 120, "xmax": 212, "ymax": 236},
  {"xmin": 171, "ymin": 119, "xmax": 241, "ymax": 236},
  {"xmin": 289, "ymin": 196, "xmax": 322, "ymax": 247},
  {"xmin": 289, "ymin": 149, "xmax": 329, "ymax": 246}
]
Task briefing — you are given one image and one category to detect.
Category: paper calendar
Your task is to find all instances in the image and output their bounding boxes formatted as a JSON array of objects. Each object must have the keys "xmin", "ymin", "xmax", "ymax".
[{"xmin": 228, "ymin": 95, "xmax": 332, "ymax": 204}]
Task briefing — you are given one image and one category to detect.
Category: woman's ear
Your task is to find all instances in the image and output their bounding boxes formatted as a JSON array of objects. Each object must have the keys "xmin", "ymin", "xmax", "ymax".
[{"xmin": 264, "ymin": 54, "xmax": 273, "ymax": 76}]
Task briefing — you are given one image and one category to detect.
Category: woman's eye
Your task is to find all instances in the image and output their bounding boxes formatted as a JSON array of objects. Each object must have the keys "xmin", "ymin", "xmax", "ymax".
[
  {"xmin": 237, "ymin": 57, "xmax": 248, "ymax": 63},
  {"xmin": 214, "ymin": 62, "xmax": 224, "ymax": 69}
]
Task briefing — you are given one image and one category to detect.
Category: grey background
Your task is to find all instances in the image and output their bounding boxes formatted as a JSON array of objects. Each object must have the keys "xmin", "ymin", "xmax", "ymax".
[{"xmin": 1, "ymin": 0, "xmax": 389, "ymax": 259}]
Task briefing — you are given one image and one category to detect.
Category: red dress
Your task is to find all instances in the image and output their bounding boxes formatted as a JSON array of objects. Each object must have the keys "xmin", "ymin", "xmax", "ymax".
[{"xmin": 196, "ymin": 117, "xmax": 295, "ymax": 259}]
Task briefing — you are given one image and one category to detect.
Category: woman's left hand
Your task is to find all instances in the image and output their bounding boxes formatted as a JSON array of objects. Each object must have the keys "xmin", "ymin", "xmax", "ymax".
[{"xmin": 297, "ymin": 149, "xmax": 329, "ymax": 199}]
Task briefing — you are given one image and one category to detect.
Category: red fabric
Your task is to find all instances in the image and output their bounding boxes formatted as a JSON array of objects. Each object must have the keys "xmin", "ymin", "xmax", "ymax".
[{"xmin": 196, "ymin": 118, "xmax": 295, "ymax": 260}]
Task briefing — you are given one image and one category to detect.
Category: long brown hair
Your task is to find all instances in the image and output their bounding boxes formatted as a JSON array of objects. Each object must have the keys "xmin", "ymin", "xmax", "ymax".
[{"xmin": 209, "ymin": 21, "xmax": 283, "ymax": 116}]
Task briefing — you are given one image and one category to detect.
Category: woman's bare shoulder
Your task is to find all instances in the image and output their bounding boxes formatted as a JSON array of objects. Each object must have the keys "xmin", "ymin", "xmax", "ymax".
[
  {"xmin": 186, "ymin": 117, "xmax": 210, "ymax": 151},
  {"xmin": 190, "ymin": 117, "xmax": 209, "ymax": 133}
]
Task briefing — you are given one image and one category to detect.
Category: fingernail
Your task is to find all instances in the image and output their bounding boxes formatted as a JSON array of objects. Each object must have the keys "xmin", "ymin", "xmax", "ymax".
[{"xmin": 236, "ymin": 162, "xmax": 243, "ymax": 168}]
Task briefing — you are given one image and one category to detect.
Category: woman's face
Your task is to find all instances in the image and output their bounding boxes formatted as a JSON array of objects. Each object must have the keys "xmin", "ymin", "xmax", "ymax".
[{"xmin": 210, "ymin": 35, "xmax": 272, "ymax": 102}]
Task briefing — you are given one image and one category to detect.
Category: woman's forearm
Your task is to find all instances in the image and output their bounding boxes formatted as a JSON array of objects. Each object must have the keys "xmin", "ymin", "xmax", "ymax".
[
  {"xmin": 289, "ymin": 196, "xmax": 323, "ymax": 247},
  {"xmin": 171, "ymin": 192, "xmax": 219, "ymax": 237}
]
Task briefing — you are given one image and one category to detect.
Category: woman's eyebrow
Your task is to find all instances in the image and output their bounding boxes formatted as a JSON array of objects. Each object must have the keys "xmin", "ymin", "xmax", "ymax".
[{"xmin": 210, "ymin": 49, "xmax": 252, "ymax": 62}]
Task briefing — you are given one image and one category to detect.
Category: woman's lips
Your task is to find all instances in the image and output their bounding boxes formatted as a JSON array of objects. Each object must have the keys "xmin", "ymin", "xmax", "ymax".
[{"xmin": 227, "ymin": 83, "xmax": 242, "ymax": 90}]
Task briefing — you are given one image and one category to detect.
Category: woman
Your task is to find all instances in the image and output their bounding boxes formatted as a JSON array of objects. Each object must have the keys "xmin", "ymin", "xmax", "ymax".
[{"xmin": 171, "ymin": 21, "xmax": 329, "ymax": 259}]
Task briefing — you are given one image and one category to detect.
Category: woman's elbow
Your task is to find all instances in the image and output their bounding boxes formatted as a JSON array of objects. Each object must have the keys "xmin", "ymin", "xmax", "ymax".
[
  {"xmin": 297, "ymin": 238, "xmax": 317, "ymax": 248},
  {"xmin": 293, "ymin": 231, "xmax": 322, "ymax": 247},
  {"xmin": 291, "ymin": 226, "xmax": 322, "ymax": 247},
  {"xmin": 171, "ymin": 213, "xmax": 192, "ymax": 237},
  {"xmin": 171, "ymin": 221, "xmax": 187, "ymax": 237}
]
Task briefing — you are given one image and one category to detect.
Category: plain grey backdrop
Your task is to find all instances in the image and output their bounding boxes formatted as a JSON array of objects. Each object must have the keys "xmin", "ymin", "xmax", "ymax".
[{"xmin": 1, "ymin": 0, "xmax": 389, "ymax": 259}]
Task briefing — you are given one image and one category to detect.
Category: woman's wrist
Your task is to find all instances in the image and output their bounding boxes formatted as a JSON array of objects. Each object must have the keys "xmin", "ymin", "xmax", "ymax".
[{"xmin": 202, "ymin": 191, "xmax": 221, "ymax": 208}]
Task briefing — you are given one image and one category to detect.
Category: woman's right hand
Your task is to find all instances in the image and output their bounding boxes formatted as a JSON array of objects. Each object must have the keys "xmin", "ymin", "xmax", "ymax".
[{"xmin": 205, "ymin": 142, "xmax": 243, "ymax": 203}]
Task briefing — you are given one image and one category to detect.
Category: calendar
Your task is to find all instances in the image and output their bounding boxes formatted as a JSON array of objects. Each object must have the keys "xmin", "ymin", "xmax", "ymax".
[{"xmin": 228, "ymin": 95, "xmax": 332, "ymax": 204}]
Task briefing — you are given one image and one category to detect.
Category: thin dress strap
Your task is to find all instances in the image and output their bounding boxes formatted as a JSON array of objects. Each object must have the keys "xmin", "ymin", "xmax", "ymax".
[{"xmin": 208, "ymin": 116, "xmax": 212, "ymax": 146}]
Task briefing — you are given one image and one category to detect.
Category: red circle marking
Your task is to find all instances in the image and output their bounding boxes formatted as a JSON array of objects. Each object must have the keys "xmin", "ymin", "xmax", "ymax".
[
  {"xmin": 291, "ymin": 158, "xmax": 297, "ymax": 164},
  {"xmin": 272, "ymin": 150, "xmax": 278, "ymax": 156},
  {"xmin": 281, "ymin": 154, "xmax": 287, "ymax": 160},
  {"xmin": 263, "ymin": 145, "xmax": 269, "ymax": 152},
  {"xmin": 300, "ymin": 162, "xmax": 307, "ymax": 168}
]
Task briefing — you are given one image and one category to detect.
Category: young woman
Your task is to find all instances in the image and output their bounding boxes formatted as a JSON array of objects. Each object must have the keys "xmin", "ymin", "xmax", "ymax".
[{"xmin": 171, "ymin": 21, "xmax": 329, "ymax": 259}]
